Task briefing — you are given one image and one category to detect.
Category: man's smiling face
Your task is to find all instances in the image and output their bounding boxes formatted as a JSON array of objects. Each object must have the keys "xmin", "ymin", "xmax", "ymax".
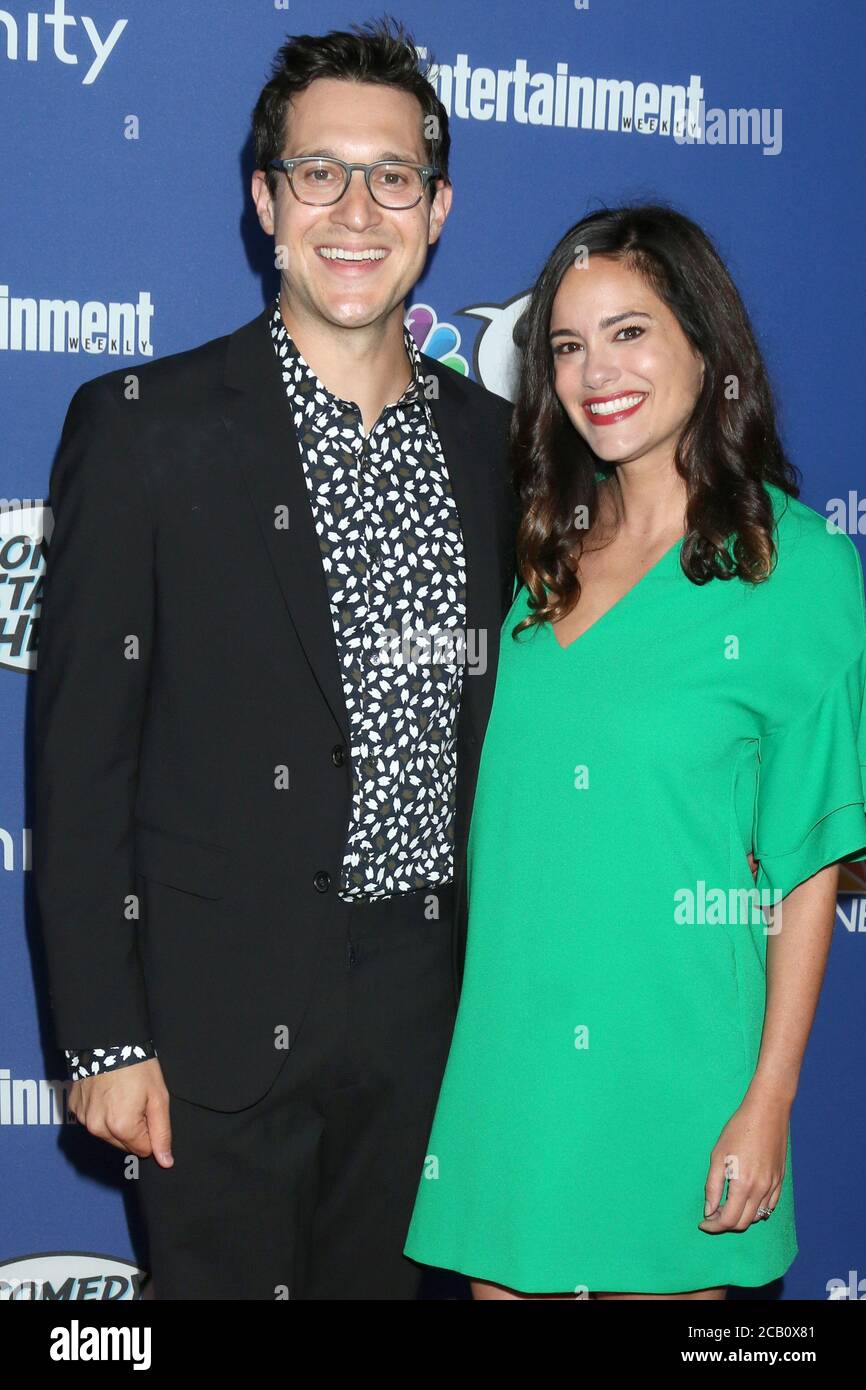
[{"xmin": 253, "ymin": 77, "xmax": 451, "ymax": 333}]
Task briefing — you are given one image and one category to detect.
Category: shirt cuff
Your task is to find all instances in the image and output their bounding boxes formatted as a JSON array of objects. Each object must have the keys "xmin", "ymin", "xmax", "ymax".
[{"xmin": 64, "ymin": 1040, "xmax": 157, "ymax": 1081}]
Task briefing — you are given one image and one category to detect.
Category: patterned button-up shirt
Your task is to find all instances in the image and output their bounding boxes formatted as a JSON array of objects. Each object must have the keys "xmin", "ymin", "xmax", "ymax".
[{"xmin": 66, "ymin": 295, "xmax": 467, "ymax": 1080}]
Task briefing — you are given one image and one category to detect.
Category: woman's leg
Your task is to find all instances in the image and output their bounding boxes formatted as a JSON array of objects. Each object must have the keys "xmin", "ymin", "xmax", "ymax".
[
  {"xmin": 471, "ymin": 1280, "xmax": 728, "ymax": 1300},
  {"xmin": 593, "ymin": 1287, "xmax": 728, "ymax": 1300},
  {"xmin": 471, "ymin": 1279, "xmax": 589, "ymax": 1300}
]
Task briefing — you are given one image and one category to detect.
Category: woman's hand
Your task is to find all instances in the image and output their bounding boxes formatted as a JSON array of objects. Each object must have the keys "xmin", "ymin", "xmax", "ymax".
[{"xmin": 698, "ymin": 1087, "xmax": 790, "ymax": 1232}]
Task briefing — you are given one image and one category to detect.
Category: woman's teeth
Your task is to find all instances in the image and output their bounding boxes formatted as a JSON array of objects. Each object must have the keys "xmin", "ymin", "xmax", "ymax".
[{"xmin": 587, "ymin": 394, "xmax": 646, "ymax": 416}]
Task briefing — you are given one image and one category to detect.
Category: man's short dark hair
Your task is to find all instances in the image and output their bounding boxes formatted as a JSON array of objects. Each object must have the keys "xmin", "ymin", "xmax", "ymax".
[{"xmin": 253, "ymin": 15, "xmax": 451, "ymax": 199}]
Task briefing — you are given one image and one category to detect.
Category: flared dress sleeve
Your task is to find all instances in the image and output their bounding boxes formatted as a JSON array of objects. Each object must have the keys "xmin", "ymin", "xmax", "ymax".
[
  {"xmin": 753, "ymin": 527, "xmax": 866, "ymax": 901},
  {"xmin": 754, "ymin": 648, "xmax": 866, "ymax": 900}
]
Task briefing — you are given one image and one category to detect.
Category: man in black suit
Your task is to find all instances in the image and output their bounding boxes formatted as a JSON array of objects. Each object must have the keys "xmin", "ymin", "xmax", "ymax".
[{"xmin": 34, "ymin": 18, "xmax": 516, "ymax": 1299}]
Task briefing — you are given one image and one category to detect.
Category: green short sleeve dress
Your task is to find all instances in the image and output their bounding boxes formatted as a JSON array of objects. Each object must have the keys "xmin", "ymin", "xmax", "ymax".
[{"xmin": 403, "ymin": 482, "xmax": 866, "ymax": 1293}]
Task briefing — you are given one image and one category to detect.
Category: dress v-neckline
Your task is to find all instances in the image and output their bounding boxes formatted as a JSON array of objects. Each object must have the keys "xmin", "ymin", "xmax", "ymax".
[{"xmin": 549, "ymin": 531, "xmax": 686, "ymax": 651}]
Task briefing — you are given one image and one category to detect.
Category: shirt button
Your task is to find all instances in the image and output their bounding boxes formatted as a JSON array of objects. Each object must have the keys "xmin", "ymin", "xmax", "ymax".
[
  {"xmin": 313, "ymin": 870, "xmax": 331, "ymax": 893},
  {"xmin": 331, "ymin": 744, "xmax": 346, "ymax": 767}
]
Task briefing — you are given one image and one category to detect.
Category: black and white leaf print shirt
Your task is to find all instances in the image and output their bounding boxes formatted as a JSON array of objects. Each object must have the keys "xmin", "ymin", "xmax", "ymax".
[{"xmin": 65, "ymin": 295, "xmax": 468, "ymax": 1080}]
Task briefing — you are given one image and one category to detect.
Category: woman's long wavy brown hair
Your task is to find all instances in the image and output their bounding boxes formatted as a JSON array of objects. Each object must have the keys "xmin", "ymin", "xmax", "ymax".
[{"xmin": 510, "ymin": 203, "xmax": 801, "ymax": 638}]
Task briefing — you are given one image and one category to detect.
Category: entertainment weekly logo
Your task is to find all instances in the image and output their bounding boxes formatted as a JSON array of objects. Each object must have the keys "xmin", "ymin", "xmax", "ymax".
[
  {"xmin": 0, "ymin": 1067, "xmax": 76, "ymax": 1125},
  {"xmin": 417, "ymin": 48, "xmax": 781, "ymax": 155},
  {"xmin": 0, "ymin": 288, "xmax": 154, "ymax": 355}
]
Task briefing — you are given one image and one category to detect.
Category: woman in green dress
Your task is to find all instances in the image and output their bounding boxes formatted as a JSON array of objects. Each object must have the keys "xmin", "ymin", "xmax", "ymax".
[{"xmin": 403, "ymin": 204, "xmax": 866, "ymax": 1299}]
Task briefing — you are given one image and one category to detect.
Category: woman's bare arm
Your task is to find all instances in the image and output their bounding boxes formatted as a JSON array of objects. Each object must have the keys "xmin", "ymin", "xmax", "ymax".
[{"xmin": 748, "ymin": 860, "xmax": 840, "ymax": 1106}]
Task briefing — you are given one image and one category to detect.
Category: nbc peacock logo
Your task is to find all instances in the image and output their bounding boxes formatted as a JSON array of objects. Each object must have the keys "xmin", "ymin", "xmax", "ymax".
[{"xmin": 405, "ymin": 304, "xmax": 469, "ymax": 376}]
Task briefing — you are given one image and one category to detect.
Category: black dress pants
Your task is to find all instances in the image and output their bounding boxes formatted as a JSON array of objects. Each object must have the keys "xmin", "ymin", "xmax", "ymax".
[{"xmin": 136, "ymin": 883, "xmax": 457, "ymax": 1299}]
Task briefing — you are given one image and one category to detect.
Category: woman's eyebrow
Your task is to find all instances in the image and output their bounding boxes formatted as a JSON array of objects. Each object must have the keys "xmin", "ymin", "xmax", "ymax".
[{"xmin": 550, "ymin": 311, "xmax": 653, "ymax": 339}]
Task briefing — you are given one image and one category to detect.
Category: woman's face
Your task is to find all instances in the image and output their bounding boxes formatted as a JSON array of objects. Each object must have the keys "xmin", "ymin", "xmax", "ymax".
[{"xmin": 549, "ymin": 254, "xmax": 705, "ymax": 470}]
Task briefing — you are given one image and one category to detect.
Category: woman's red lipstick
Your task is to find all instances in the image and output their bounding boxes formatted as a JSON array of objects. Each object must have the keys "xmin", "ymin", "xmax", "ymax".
[{"xmin": 582, "ymin": 392, "xmax": 648, "ymax": 426}]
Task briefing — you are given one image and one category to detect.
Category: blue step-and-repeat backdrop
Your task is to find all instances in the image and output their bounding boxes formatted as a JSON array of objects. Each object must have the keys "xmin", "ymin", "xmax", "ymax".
[{"xmin": 1, "ymin": 0, "xmax": 864, "ymax": 1301}]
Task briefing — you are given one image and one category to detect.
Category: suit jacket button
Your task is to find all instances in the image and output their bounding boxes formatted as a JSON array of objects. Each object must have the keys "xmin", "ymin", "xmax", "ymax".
[
  {"xmin": 314, "ymin": 870, "xmax": 331, "ymax": 893},
  {"xmin": 331, "ymin": 745, "xmax": 346, "ymax": 767}
]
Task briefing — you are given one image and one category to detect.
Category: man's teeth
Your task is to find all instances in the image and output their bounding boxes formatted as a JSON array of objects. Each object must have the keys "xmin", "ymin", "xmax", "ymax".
[
  {"xmin": 587, "ymin": 394, "xmax": 645, "ymax": 415},
  {"xmin": 318, "ymin": 247, "xmax": 388, "ymax": 261}
]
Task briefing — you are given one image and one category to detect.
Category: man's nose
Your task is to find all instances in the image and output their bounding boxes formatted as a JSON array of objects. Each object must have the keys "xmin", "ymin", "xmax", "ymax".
[{"xmin": 332, "ymin": 171, "xmax": 382, "ymax": 225}]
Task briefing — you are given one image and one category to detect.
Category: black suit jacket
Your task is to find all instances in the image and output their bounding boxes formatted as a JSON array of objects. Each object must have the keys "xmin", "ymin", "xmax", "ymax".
[{"xmin": 33, "ymin": 304, "xmax": 517, "ymax": 1111}]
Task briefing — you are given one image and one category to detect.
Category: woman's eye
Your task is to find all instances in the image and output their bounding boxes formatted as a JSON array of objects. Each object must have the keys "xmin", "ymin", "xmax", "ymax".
[{"xmin": 553, "ymin": 326, "xmax": 644, "ymax": 357}]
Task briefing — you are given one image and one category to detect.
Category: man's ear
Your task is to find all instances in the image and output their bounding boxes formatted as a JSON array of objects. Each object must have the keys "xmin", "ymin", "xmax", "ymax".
[
  {"xmin": 428, "ymin": 181, "xmax": 453, "ymax": 247},
  {"xmin": 252, "ymin": 169, "xmax": 276, "ymax": 236}
]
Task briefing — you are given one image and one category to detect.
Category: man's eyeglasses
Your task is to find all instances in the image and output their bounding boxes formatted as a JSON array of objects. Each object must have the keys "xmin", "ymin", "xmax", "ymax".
[{"xmin": 267, "ymin": 156, "xmax": 442, "ymax": 210}]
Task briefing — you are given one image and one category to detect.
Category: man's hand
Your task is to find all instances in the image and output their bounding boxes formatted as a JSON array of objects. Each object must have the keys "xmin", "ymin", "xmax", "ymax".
[{"xmin": 69, "ymin": 1058, "xmax": 173, "ymax": 1166}]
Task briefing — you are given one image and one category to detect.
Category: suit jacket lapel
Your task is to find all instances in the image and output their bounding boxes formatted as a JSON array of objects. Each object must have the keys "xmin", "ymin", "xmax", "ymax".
[
  {"xmin": 423, "ymin": 360, "xmax": 503, "ymax": 746},
  {"xmin": 219, "ymin": 304, "xmax": 503, "ymax": 753},
  {"xmin": 220, "ymin": 306, "xmax": 350, "ymax": 744}
]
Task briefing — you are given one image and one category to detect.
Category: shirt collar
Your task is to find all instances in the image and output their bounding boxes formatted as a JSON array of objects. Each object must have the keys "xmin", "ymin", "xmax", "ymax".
[{"xmin": 268, "ymin": 294, "xmax": 426, "ymax": 416}]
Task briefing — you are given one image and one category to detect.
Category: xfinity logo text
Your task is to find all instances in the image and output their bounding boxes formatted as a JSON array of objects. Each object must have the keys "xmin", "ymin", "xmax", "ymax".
[{"xmin": 0, "ymin": 2, "xmax": 127, "ymax": 84}]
